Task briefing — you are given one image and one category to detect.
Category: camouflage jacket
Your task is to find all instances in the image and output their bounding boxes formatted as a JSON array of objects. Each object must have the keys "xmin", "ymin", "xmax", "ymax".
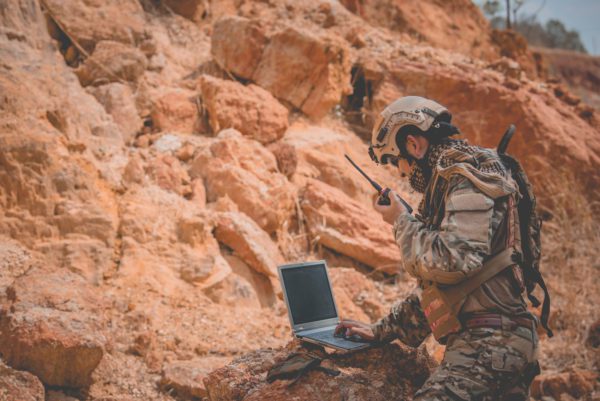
[{"xmin": 372, "ymin": 146, "xmax": 532, "ymax": 346}]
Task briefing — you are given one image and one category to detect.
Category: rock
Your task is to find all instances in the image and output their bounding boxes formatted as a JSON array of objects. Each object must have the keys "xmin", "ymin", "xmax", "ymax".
[
  {"xmin": 160, "ymin": 357, "xmax": 228, "ymax": 400},
  {"xmin": 0, "ymin": 238, "xmax": 33, "ymax": 297},
  {"xmin": 211, "ymin": 17, "xmax": 352, "ymax": 119},
  {"xmin": 340, "ymin": 0, "xmax": 499, "ymax": 62},
  {"xmin": 163, "ymin": 0, "xmax": 208, "ymax": 22},
  {"xmin": 119, "ymin": 186, "xmax": 229, "ymax": 292},
  {"xmin": 329, "ymin": 268, "xmax": 385, "ymax": 322},
  {"xmin": 301, "ymin": 179, "xmax": 401, "ymax": 273},
  {"xmin": 211, "ymin": 16, "xmax": 267, "ymax": 79},
  {"xmin": 190, "ymin": 179, "xmax": 207, "ymax": 207},
  {"xmin": 488, "ymin": 57, "xmax": 522, "ymax": 80},
  {"xmin": 221, "ymin": 254, "xmax": 277, "ymax": 308},
  {"xmin": 254, "ymin": 25, "xmax": 352, "ymax": 119},
  {"xmin": 190, "ymin": 129, "xmax": 295, "ymax": 233},
  {"xmin": 176, "ymin": 142, "xmax": 196, "ymax": 162},
  {"xmin": 75, "ymin": 40, "xmax": 148, "ymax": 86},
  {"xmin": 0, "ymin": 268, "xmax": 107, "ymax": 388},
  {"xmin": 122, "ymin": 151, "xmax": 146, "ymax": 186},
  {"xmin": 0, "ymin": 360, "xmax": 45, "ymax": 401},
  {"xmin": 50, "ymin": 200, "xmax": 116, "ymax": 246},
  {"xmin": 150, "ymin": 89, "xmax": 199, "ymax": 134},
  {"xmin": 34, "ymin": 238, "xmax": 113, "ymax": 284},
  {"xmin": 214, "ymin": 212, "xmax": 285, "ymax": 278},
  {"xmin": 268, "ymin": 142, "xmax": 297, "ymax": 178},
  {"xmin": 531, "ymin": 368, "xmax": 598, "ymax": 400},
  {"xmin": 145, "ymin": 153, "xmax": 191, "ymax": 196},
  {"xmin": 199, "ymin": 75, "xmax": 289, "ymax": 144},
  {"xmin": 89, "ymin": 83, "xmax": 142, "ymax": 143},
  {"xmin": 203, "ymin": 340, "xmax": 434, "ymax": 401},
  {"xmin": 282, "ymin": 122, "xmax": 415, "ymax": 211},
  {"xmin": 203, "ymin": 272, "xmax": 262, "ymax": 308},
  {"xmin": 153, "ymin": 134, "xmax": 183, "ymax": 153},
  {"xmin": 43, "ymin": 0, "xmax": 146, "ymax": 52}
]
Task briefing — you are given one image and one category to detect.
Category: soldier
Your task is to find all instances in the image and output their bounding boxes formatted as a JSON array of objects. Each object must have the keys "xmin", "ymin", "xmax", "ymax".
[{"xmin": 335, "ymin": 96, "xmax": 540, "ymax": 400}]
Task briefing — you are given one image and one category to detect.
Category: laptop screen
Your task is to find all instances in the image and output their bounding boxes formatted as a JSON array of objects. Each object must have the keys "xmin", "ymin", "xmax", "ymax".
[{"xmin": 281, "ymin": 262, "xmax": 337, "ymax": 325}]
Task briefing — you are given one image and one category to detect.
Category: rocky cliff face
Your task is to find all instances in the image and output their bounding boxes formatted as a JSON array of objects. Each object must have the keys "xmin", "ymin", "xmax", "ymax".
[{"xmin": 0, "ymin": 0, "xmax": 598, "ymax": 400}]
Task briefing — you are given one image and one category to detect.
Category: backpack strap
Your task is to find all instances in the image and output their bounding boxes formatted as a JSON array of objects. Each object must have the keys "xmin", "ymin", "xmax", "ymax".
[{"xmin": 528, "ymin": 268, "xmax": 554, "ymax": 338}]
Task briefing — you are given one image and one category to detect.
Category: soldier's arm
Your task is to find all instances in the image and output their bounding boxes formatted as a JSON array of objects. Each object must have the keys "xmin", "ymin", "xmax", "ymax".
[
  {"xmin": 371, "ymin": 292, "xmax": 431, "ymax": 347},
  {"xmin": 394, "ymin": 176, "xmax": 494, "ymax": 285}
]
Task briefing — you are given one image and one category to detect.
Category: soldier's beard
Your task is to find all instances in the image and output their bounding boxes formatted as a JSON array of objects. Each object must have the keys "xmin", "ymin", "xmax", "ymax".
[{"xmin": 408, "ymin": 157, "xmax": 432, "ymax": 193}]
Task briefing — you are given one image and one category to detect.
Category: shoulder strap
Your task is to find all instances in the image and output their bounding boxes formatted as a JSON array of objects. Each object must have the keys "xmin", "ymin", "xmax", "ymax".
[{"xmin": 440, "ymin": 248, "xmax": 516, "ymax": 312}]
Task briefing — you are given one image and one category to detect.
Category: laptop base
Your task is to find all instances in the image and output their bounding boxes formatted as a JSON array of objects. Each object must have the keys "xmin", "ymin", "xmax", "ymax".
[{"xmin": 296, "ymin": 325, "xmax": 371, "ymax": 352}]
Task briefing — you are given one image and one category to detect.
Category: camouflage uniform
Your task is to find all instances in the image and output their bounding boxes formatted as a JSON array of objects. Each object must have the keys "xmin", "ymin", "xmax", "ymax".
[{"xmin": 372, "ymin": 143, "xmax": 540, "ymax": 401}]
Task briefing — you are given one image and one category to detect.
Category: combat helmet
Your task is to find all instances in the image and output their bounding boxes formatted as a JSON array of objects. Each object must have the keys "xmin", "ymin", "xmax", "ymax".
[{"xmin": 368, "ymin": 96, "xmax": 456, "ymax": 165}]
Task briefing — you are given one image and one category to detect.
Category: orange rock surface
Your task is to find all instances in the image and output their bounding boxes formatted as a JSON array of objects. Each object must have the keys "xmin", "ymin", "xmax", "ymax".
[{"xmin": 0, "ymin": 0, "xmax": 598, "ymax": 399}]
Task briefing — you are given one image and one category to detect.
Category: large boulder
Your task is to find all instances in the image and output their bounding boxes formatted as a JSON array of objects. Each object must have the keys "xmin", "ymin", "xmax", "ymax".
[
  {"xmin": 0, "ymin": 268, "xmax": 107, "ymax": 388},
  {"xmin": 75, "ymin": 40, "xmax": 147, "ymax": 86},
  {"xmin": 211, "ymin": 16, "xmax": 267, "ymax": 79},
  {"xmin": 214, "ymin": 211, "xmax": 284, "ymax": 278},
  {"xmin": 203, "ymin": 340, "xmax": 434, "ymax": 400},
  {"xmin": 199, "ymin": 75, "xmax": 289, "ymax": 144},
  {"xmin": 301, "ymin": 179, "xmax": 401, "ymax": 274},
  {"xmin": 190, "ymin": 129, "xmax": 296, "ymax": 233},
  {"xmin": 150, "ymin": 89, "xmax": 199, "ymax": 134},
  {"xmin": 43, "ymin": 0, "xmax": 146, "ymax": 51},
  {"xmin": 0, "ymin": 360, "xmax": 45, "ymax": 401},
  {"xmin": 211, "ymin": 17, "xmax": 352, "ymax": 119}
]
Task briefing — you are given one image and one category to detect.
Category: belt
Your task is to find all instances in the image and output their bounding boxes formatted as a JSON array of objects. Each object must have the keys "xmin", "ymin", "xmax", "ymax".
[{"xmin": 464, "ymin": 313, "xmax": 533, "ymax": 331}]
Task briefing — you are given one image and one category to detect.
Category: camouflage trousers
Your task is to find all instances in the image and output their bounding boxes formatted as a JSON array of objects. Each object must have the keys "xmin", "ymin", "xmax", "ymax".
[{"xmin": 415, "ymin": 326, "xmax": 539, "ymax": 401}]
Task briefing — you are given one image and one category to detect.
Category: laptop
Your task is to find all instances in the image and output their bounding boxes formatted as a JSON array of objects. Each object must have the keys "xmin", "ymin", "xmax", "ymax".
[{"xmin": 278, "ymin": 260, "xmax": 371, "ymax": 352}]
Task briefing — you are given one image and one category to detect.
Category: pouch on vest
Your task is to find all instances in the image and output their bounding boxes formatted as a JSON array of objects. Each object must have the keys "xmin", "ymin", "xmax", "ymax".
[
  {"xmin": 421, "ymin": 283, "xmax": 462, "ymax": 341},
  {"xmin": 266, "ymin": 352, "xmax": 340, "ymax": 386},
  {"xmin": 421, "ymin": 248, "xmax": 515, "ymax": 341}
]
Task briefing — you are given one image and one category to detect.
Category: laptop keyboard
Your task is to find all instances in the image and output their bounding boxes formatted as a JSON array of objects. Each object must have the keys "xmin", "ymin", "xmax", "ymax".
[{"xmin": 301, "ymin": 329, "xmax": 368, "ymax": 349}]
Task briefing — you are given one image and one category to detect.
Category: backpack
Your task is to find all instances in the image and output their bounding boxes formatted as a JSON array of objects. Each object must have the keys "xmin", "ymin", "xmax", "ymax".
[{"xmin": 497, "ymin": 125, "xmax": 553, "ymax": 338}]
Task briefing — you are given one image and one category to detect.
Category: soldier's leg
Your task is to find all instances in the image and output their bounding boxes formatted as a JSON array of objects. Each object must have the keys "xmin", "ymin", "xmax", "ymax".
[{"xmin": 414, "ymin": 328, "xmax": 538, "ymax": 401}]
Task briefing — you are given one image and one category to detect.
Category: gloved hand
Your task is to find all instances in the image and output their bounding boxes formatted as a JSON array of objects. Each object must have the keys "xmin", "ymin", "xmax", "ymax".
[
  {"xmin": 373, "ymin": 190, "xmax": 410, "ymax": 225},
  {"xmin": 334, "ymin": 319, "xmax": 376, "ymax": 341}
]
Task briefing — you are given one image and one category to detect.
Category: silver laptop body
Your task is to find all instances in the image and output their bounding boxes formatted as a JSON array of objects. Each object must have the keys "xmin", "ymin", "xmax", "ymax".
[{"xmin": 278, "ymin": 260, "xmax": 370, "ymax": 352}]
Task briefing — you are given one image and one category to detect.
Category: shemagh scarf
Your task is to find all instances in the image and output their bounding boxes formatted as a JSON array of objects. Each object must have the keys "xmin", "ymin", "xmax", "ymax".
[{"xmin": 408, "ymin": 139, "xmax": 508, "ymax": 216}]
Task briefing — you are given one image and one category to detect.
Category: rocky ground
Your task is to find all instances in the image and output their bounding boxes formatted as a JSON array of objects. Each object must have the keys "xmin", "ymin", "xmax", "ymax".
[{"xmin": 0, "ymin": 0, "xmax": 598, "ymax": 400}]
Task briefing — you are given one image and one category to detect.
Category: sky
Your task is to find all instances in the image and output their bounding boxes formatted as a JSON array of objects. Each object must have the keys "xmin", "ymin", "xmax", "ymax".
[{"xmin": 475, "ymin": 0, "xmax": 600, "ymax": 55}]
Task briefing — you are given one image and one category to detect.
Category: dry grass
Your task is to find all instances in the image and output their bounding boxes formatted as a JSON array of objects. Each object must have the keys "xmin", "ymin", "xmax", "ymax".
[{"xmin": 534, "ymin": 169, "xmax": 600, "ymax": 373}]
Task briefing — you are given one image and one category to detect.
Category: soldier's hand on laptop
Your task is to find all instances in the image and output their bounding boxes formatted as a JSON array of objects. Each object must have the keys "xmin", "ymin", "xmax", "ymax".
[{"xmin": 334, "ymin": 319, "xmax": 375, "ymax": 341}]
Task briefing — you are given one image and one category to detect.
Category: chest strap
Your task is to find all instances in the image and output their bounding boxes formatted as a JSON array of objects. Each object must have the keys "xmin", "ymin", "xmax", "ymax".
[{"xmin": 444, "ymin": 247, "xmax": 516, "ymax": 308}]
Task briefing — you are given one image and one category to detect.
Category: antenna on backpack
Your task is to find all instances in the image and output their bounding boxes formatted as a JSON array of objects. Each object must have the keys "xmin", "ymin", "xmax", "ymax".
[{"xmin": 497, "ymin": 124, "xmax": 516, "ymax": 156}]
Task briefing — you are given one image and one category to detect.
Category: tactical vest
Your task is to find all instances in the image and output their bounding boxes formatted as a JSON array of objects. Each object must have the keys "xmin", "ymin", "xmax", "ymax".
[
  {"xmin": 418, "ymin": 134, "xmax": 553, "ymax": 341},
  {"xmin": 418, "ymin": 150, "xmax": 524, "ymax": 342}
]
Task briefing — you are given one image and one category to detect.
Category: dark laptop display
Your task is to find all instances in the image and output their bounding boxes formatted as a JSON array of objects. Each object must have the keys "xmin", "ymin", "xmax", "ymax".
[
  {"xmin": 278, "ymin": 260, "xmax": 371, "ymax": 352},
  {"xmin": 281, "ymin": 263, "xmax": 336, "ymax": 325}
]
